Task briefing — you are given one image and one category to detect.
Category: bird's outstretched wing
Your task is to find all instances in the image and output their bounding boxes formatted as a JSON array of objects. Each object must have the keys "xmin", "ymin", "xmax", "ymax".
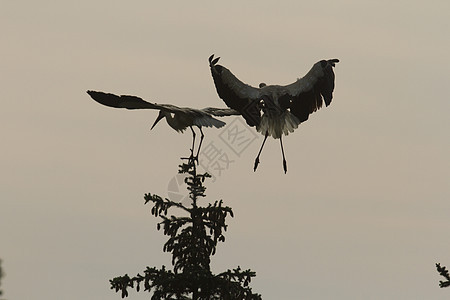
[
  {"xmin": 87, "ymin": 90, "xmax": 159, "ymax": 110},
  {"xmin": 87, "ymin": 90, "xmax": 191, "ymax": 114},
  {"xmin": 202, "ymin": 107, "xmax": 241, "ymax": 117},
  {"xmin": 209, "ymin": 55, "xmax": 261, "ymax": 127},
  {"xmin": 87, "ymin": 90, "xmax": 235, "ymax": 129},
  {"xmin": 284, "ymin": 59, "xmax": 339, "ymax": 123}
]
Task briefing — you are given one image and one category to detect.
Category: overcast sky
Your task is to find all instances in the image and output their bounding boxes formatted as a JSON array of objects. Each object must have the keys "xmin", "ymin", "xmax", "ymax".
[{"xmin": 1, "ymin": 1, "xmax": 450, "ymax": 299}]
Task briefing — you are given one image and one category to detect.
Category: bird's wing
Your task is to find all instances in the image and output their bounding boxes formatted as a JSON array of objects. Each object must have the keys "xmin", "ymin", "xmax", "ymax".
[
  {"xmin": 209, "ymin": 55, "xmax": 261, "ymax": 127},
  {"xmin": 193, "ymin": 115, "xmax": 226, "ymax": 129},
  {"xmin": 87, "ymin": 90, "xmax": 160, "ymax": 110},
  {"xmin": 202, "ymin": 107, "xmax": 241, "ymax": 117},
  {"xmin": 87, "ymin": 90, "xmax": 192, "ymax": 114},
  {"xmin": 169, "ymin": 107, "xmax": 226, "ymax": 128},
  {"xmin": 152, "ymin": 103, "xmax": 190, "ymax": 114},
  {"xmin": 283, "ymin": 59, "xmax": 338, "ymax": 123}
]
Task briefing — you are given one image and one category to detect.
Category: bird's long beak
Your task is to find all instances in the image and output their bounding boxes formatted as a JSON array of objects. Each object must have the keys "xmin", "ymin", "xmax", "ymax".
[{"xmin": 151, "ymin": 111, "xmax": 165, "ymax": 130}]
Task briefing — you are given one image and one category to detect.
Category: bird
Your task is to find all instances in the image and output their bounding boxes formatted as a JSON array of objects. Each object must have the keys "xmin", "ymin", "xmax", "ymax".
[
  {"xmin": 87, "ymin": 90, "xmax": 240, "ymax": 160},
  {"xmin": 209, "ymin": 54, "xmax": 339, "ymax": 173}
]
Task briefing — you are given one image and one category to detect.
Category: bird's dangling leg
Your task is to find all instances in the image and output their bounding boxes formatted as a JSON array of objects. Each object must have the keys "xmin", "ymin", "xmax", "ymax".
[
  {"xmin": 189, "ymin": 126, "xmax": 196, "ymax": 163},
  {"xmin": 194, "ymin": 127, "xmax": 204, "ymax": 164},
  {"xmin": 280, "ymin": 136, "xmax": 287, "ymax": 174},
  {"xmin": 254, "ymin": 132, "xmax": 268, "ymax": 172}
]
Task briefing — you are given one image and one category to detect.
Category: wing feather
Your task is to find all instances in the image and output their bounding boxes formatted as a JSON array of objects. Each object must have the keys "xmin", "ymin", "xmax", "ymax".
[
  {"xmin": 87, "ymin": 90, "xmax": 193, "ymax": 114},
  {"xmin": 193, "ymin": 115, "xmax": 226, "ymax": 128},
  {"xmin": 87, "ymin": 90, "xmax": 159, "ymax": 110},
  {"xmin": 286, "ymin": 59, "xmax": 338, "ymax": 123},
  {"xmin": 202, "ymin": 107, "xmax": 241, "ymax": 117},
  {"xmin": 209, "ymin": 55, "xmax": 261, "ymax": 127}
]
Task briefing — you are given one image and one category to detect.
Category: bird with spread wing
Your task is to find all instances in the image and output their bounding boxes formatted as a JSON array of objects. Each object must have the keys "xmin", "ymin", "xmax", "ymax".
[
  {"xmin": 87, "ymin": 90, "xmax": 240, "ymax": 160},
  {"xmin": 208, "ymin": 55, "xmax": 339, "ymax": 173}
]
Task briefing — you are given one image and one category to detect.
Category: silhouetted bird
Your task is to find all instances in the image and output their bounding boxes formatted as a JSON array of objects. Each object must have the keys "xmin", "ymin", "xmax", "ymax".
[
  {"xmin": 87, "ymin": 90, "xmax": 240, "ymax": 159},
  {"xmin": 209, "ymin": 55, "xmax": 339, "ymax": 173}
]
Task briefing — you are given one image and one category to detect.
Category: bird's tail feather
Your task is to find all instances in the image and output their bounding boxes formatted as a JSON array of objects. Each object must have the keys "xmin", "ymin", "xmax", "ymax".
[{"xmin": 257, "ymin": 112, "xmax": 299, "ymax": 139}]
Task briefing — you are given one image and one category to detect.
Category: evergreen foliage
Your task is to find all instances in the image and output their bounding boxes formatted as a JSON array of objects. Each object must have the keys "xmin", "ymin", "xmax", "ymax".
[
  {"xmin": 436, "ymin": 263, "xmax": 450, "ymax": 288},
  {"xmin": 0, "ymin": 259, "xmax": 3, "ymax": 297},
  {"xmin": 110, "ymin": 155, "xmax": 261, "ymax": 299}
]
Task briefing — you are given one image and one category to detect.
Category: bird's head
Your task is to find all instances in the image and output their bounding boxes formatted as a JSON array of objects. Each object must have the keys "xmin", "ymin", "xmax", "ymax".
[{"xmin": 151, "ymin": 110, "xmax": 165, "ymax": 130}]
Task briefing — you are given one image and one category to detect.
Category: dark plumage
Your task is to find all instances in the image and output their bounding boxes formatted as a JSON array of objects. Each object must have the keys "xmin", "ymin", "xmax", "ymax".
[
  {"xmin": 87, "ymin": 90, "xmax": 240, "ymax": 159},
  {"xmin": 209, "ymin": 55, "xmax": 339, "ymax": 173}
]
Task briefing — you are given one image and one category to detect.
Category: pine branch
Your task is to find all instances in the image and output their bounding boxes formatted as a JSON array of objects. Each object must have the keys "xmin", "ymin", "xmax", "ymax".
[
  {"xmin": 146, "ymin": 193, "xmax": 189, "ymax": 217},
  {"xmin": 436, "ymin": 263, "xmax": 450, "ymax": 288}
]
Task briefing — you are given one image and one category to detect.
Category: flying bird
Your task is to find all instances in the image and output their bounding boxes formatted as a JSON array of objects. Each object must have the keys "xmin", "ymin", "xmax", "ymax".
[
  {"xmin": 87, "ymin": 90, "xmax": 240, "ymax": 160},
  {"xmin": 209, "ymin": 55, "xmax": 339, "ymax": 173}
]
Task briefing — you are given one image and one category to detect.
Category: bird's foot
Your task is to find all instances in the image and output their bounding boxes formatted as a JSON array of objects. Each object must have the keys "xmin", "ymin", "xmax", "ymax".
[
  {"xmin": 253, "ymin": 157, "xmax": 260, "ymax": 172},
  {"xmin": 283, "ymin": 159, "xmax": 287, "ymax": 174}
]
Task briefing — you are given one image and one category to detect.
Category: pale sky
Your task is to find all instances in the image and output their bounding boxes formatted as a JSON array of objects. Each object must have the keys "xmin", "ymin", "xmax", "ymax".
[{"xmin": 1, "ymin": 1, "xmax": 450, "ymax": 299}]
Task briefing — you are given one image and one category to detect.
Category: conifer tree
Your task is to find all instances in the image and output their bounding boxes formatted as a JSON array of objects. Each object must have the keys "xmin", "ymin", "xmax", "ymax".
[{"xmin": 110, "ymin": 153, "xmax": 261, "ymax": 299}]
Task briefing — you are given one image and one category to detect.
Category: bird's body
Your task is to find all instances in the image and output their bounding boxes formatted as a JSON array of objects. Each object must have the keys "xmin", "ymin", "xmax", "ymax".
[
  {"xmin": 209, "ymin": 55, "xmax": 339, "ymax": 173},
  {"xmin": 149, "ymin": 103, "xmax": 228, "ymax": 133},
  {"xmin": 87, "ymin": 90, "xmax": 240, "ymax": 159}
]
